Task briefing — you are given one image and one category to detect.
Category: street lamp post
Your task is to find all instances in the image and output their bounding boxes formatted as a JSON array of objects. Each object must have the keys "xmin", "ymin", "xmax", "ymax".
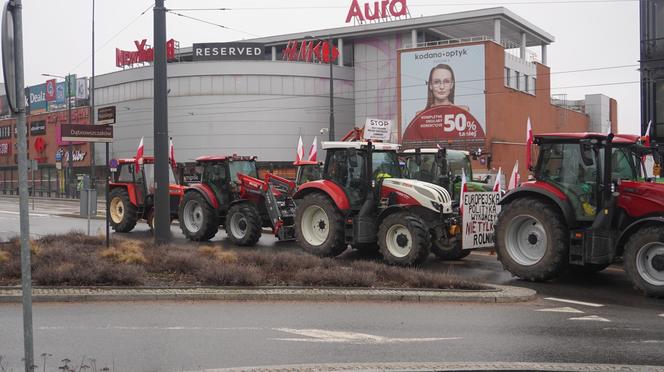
[{"xmin": 41, "ymin": 73, "xmax": 74, "ymax": 198}]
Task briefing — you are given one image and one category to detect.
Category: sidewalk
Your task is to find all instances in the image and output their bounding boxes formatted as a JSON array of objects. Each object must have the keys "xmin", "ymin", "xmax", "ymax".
[{"xmin": 0, "ymin": 285, "xmax": 536, "ymax": 304}]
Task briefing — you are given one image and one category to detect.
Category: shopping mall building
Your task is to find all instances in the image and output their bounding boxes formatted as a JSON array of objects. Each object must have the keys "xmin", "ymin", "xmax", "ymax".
[{"xmin": 0, "ymin": 6, "xmax": 617, "ymax": 194}]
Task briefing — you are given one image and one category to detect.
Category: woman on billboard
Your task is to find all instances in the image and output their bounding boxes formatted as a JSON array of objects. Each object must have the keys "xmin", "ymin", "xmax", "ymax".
[{"xmin": 419, "ymin": 64, "xmax": 469, "ymax": 114}]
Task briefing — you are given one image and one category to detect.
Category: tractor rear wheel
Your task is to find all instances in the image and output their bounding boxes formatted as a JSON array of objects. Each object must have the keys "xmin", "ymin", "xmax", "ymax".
[
  {"xmin": 378, "ymin": 212, "xmax": 431, "ymax": 266},
  {"xmin": 623, "ymin": 226, "xmax": 664, "ymax": 297},
  {"xmin": 179, "ymin": 192, "xmax": 219, "ymax": 241},
  {"xmin": 295, "ymin": 193, "xmax": 346, "ymax": 257},
  {"xmin": 109, "ymin": 188, "xmax": 138, "ymax": 233},
  {"xmin": 432, "ymin": 239, "xmax": 471, "ymax": 261},
  {"xmin": 225, "ymin": 203, "xmax": 262, "ymax": 246},
  {"xmin": 495, "ymin": 197, "xmax": 568, "ymax": 281}
]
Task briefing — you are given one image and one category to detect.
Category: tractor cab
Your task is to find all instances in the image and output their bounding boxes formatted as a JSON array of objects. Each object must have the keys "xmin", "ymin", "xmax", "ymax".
[
  {"xmin": 401, "ymin": 148, "xmax": 490, "ymax": 203},
  {"xmin": 195, "ymin": 155, "xmax": 259, "ymax": 209},
  {"xmin": 108, "ymin": 157, "xmax": 183, "ymax": 232},
  {"xmin": 294, "ymin": 160, "xmax": 323, "ymax": 187}
]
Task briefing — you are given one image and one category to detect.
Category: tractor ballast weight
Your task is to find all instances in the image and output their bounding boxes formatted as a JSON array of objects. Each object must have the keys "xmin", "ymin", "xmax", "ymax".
[
  {"xmin": 495, "ymin": 132, "xmax": 664, "ymax": 297},
  {"xmin": 294, "ymin": 140, "xmax": 459, "ymax": 266}
]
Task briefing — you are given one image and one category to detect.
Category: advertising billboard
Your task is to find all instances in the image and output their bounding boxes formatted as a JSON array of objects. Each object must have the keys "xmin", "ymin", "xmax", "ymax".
[
  {"xmin": 192, "ymin": 43, "xmax": 265, "ymax": 61},
  {"xmin": 27, "ymin": 83, "xmax": 47, "ymax": 112},
  {"xmin": 398, "ymin": 44, "xmax": 486, "ymax": 150}
]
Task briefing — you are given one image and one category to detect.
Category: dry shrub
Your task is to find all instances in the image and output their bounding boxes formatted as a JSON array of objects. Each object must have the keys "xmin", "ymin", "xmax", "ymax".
[
  {"xmin": 29, "ymin": 240, "xmax": 43, "ymax": 256},
  {"xmin": 100, "ymin": 240, "xmax": 147, "ymax": 264},
  {"xmin": 198, "ymin": 262, "xmax": 264, "ymax": 286},
  {"xmin": 293, "ymin": 267, "xmax": 376, "ymax": 287},
  {"xmin": 0, "ymin": 250, "xmax": 9, "ymax": 264},
  {"xmin": 198, "ymin": 246, "xmax": 238, "ymax": 264},
  {"xmin": 159, "ymin": 251, "xmax": 206, "ymax": 274}
]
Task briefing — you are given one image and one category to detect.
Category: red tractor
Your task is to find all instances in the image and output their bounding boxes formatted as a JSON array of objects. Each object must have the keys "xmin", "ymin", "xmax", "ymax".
[
  {"xmin": 294, "ymin": 140, "xmax": 460, "ymax": 266},
  {"xmin": 178, "ymin": 155, "xmax": 296, "ymax": 245},
  {"xmin": 495, "ymin": 133, "xmax": 664, "ymax": 296},
  {"xmin": 108, "ymin": 157, "xmax": 184, "ymax": 232}
]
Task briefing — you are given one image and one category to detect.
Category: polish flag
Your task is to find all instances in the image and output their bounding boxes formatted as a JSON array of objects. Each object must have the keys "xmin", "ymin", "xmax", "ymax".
[
  {"xmin": 460, "ymin": 168, "xmax": 468, "ymax": 214},
  {"xmin": 296, "ymin": 136, "xmax": 304, "ymax": 163},
  {"xmin": 135, "ymin": 137, "xmax": 144, "ymax": 172},
  {"xmin": 644, "ymin": 120, "xmax": 652, "ymax": 148},
  {"xmin": 308, "ymin": 136, "xmax": 318, "ymax": 162},
  {"xmin": 493, "ymin": 167, "xmax": 503, "ymax": 192},
  {"xmin": 525, "ymin": 118, "xmax": 534, "ymax": 170},
  {"xmin": 508, "ymin": 160, "xmax": 520, "ymax": 191},
  {"xmin": 169, "ymin": 137, "xmax": 176, "ymax": 168}
]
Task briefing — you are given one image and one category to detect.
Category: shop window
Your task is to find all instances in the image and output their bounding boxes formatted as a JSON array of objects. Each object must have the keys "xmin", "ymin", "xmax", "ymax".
[{"xmin": 504, "ymin": 67, "xmax": 511, "ymax": 87}]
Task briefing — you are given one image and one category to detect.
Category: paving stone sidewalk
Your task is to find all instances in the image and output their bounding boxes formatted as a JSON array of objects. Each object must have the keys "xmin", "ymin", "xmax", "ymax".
[{"xmin": 0, "ymin": 285, "xmax": 535, "ymax": 303}]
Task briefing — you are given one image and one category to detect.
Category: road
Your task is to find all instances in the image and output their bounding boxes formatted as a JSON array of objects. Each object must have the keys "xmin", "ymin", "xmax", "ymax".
[{"xmin": 0, "ymin": 300, "xmax": 663, "ymax": 371}]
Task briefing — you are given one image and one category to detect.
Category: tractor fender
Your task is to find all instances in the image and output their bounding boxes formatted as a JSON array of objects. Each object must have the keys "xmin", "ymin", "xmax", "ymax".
[
  {"xmin": 616, "ymin": 216, "xmax": 664, "ymax": 256},
  {"xmin": 109, "ymin": 183, "xmax": 138, "ymax": 207},
  {"xmin": 376, "ymin": 205, "xmax": 434, "ymax": 226},
  {"xmin": 294, "ymin": 180, "xmax": 350, "ymax": 211},
  {"xmin": 500, "ymin": 185, "xmax": 576, "ymax": 228},
  {"xmin": 186, "ymin": 184, "xmax": 219, "ymax": 209}
]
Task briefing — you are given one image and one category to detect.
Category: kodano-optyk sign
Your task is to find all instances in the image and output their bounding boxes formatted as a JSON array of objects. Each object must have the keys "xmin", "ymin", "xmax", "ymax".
[
  {"xmin": 116, "ymin": 39, "xmax": 177, "ymax": 68},
  {"xmin": 345, "ymin": 0, "xmax": 408, "ymax": 23}
]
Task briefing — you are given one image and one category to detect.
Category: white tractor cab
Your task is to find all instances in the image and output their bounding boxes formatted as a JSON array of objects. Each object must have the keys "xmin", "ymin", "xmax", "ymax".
[{"xmin": 293, "ymin": 140, "xmax": 462, "ymax": 266}]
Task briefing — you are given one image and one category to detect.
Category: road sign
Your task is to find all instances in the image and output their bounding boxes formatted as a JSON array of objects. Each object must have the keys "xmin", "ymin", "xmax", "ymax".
[
  {"xmin": 61, "ymin": 123, "xmax": 113, "ymax": 142},
  {"xmin": 97, "ymin": 106, "xmax": 116, "ymax": 125},
  {"xmin": 1, "ymin": 1, "xmax": 16, "ymax": 112},
  {"xmin": 109, "ymin": 158, "xmax": 118, "ymax": 172},
  {"xmin": 364, "ymin": 118, "xmax": 392, "ymax": 141}
]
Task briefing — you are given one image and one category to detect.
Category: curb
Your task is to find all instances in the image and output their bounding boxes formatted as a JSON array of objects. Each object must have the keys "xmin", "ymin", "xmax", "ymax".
[
  {"xmin": 188, "ymin": 362, "xmax": 664, "ymax": 372},
  {"xmin": 0, "ymin": 284, "xmax": 535, "ymax": 304}
]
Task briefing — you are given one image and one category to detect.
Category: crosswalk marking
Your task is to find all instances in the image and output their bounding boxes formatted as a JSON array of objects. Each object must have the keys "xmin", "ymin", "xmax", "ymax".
[
  {"xmin": 544, "ymin": 297, "xmax": 604, "ymax": 308},
  {"xmin": 536, "ymin": 307, "xmax": 584, "ymax": 314},
  {"xmin": 569, "ymin": 315, "xmax": 611, "ymax": 322}
]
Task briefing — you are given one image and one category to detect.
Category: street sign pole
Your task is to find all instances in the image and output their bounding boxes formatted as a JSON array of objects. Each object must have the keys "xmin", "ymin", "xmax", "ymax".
[
  {"xmin": 3, "ymin": 0, "xmax": 35, "ymax": 369},
  {"xmin": 154, "ymin": 0, "xmax": 171, "ymax": 244}
]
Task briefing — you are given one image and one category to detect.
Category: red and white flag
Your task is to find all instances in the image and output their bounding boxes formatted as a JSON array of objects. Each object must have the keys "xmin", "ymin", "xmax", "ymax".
[
  {"xmin": 308, "ymin": 136, "xmax": 318, "ymax": 162},
  {"xmin": 644, "ymin": 120, "xmax": 652, "ymax": 148},
  {"xmin": 525, "ymin": 117, "xmax": 534, "ymax": 170},
  {"xmin": 492, "ymin": 167, "xmax": 503, "ymax": 192},
  {"xmin": 460, "ymin": 168, "xmax": 468, "ymax": 214},
  {"xmin": 169, "ymin": 137, "xmax": 176, "ymax": 168},
  {"xmin": 296, "ymin": 136, "xmax": 304, "ymax": 163},
  {"xmin": 508, "ymin": 160, "xmax": 520, "ymax": 191},
  {"xmin": 135, "ymin": 137, "xmax": 144, "ymax": 171}
]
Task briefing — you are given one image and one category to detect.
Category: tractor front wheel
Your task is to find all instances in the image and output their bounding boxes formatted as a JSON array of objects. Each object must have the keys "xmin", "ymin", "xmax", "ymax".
[
  {"xmin": 225, "ymin": 203, "xmax": 262, "ymax": 246},
  {"xmin": 295, "ymin": 193, "xmax": 346, "ymax": 257},
  {"xmin": 378, "ymin": 212, "xmax": 431, "ymax": 266},
  {"xmin": 109, "ymin": 188, "xmax": 138, "ymax": 233},
  {"xmin": 179, "ymin": 192, "xmax": 219, "ymax": 241},
  {"xmin": 495, "ymin": 197, "xmax": 568, "ymax": 281},
  {"xmin": 623, "ymin": 226, "xmax": 664, "ymax": 297}
]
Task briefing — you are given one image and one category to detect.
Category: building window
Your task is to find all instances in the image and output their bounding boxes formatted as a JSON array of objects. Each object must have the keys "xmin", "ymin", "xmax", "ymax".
[
  {"xmin": 515, "ymin": 71, "xmax": 520, "ymax": 90},
  {"xmin": 531, "ymin": 77, "xmax": 537, "ymax": 95},
  {"xmin": 504, "ymin": 67, "xmax": 511, "ymax": 87},
  {"xmin": 524, "ymin": 74, "xmax": 529, "ymax": 92},
  {"xmin": 0, "ymin": 125, "xmax": 10, "ymax": 139}
]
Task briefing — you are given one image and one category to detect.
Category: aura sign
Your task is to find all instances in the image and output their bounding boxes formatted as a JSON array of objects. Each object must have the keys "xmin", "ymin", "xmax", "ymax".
[
  {"xmin": 116, "ymin": 39, "xmax": 176, "ymax": 68},
  {"xmin": 345, "ymin": 0, "xmax": 408, "ymax": 23}
]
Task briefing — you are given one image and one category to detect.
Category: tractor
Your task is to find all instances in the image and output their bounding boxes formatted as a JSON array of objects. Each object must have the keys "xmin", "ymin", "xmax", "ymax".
[
  {"xmin": 178, "ymin": 155, "xmax": 296, "ymax": 245},
  {"xmin": 400, "ymin": 147, "xmax": 494, "ymax": 260},
  {"xmin": 108, "ymin": 157, "xmax": 184, "ymax": 232},
  {"xmin": 495, "ymin": 133, "xmax": 664, "ymax": 297},
  {"xmin": 294, "ymin": 159, "xmax": 323, "ymax": 187},
  {"xmin": 294, "ymin": 140, "xmax": 460, "ymax": 266}
]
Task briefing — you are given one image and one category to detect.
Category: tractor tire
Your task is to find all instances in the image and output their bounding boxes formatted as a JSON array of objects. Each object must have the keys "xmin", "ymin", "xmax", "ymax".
[
  {"xmin": 623, "ymin": 226, "xmax": 664, "ymax": 298},
  {"xmin": 495, "ymin": 197, "xmax": 568, "ymax": 282},
  {"xmin": 432, "ymin": 239, "xmax": 471, "ymax": 261},
  {"xmin": 295, "ymin": 193, "xmax": 347, "ymax": 257},
  {"xmin": 179, "ymin": 192, "xmax": 219, "ymax": 242},
  {"xmin": 378, "ymin": 212, "xmax": 431, "ymax": 266},
  {"xmin": 225, "ymin": 203, "xmax": 262, "ymax": 246},
  {"xmin": 109, "ymin": 188, "xmax": 138, "ymax": 233}
]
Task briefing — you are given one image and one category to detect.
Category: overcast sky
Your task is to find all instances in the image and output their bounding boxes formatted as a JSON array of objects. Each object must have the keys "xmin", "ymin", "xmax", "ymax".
[{"xmin": 8, "ymin": 0, "xmax": 641, "ymax": 133}]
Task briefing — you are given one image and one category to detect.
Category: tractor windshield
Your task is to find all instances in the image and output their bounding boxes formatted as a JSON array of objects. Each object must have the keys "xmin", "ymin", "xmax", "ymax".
[
  {"xmin": 229, "ymin": 160, "xmax": 258, "ymax": 182},
  {"xmin": 372, "ymin": 151, "xmax": 401, "ymax": 180},
  {"xmin": 440, "ymin": 151, "xmax": 472, "ymax": 180},
  {"xmin": 140, "ymin": 164, "xmax": 177, "ymax": 193}
]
